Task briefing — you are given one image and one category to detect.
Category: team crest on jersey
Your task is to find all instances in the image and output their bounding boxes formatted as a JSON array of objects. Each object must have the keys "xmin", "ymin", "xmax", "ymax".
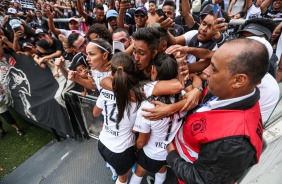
[{"xmin": 191, "ymin": 118, "xmax": 206, "ymax": 136}]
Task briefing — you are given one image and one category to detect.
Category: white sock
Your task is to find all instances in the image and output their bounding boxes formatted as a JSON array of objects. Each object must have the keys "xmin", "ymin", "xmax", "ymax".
[
  {"xmin": 115, "ymin": 178, "xmax": 127, "ymax": 184},
  {"xmin": 109, "ymin": 164, "xmax": 117, "ymax": 176},
  {"xmin": 155, "ymin": 170, "xmax": 167, "ymax": 184},
  {"xmin": 129, "ymin": 173, "xmax": 143, "ymax": 184}
]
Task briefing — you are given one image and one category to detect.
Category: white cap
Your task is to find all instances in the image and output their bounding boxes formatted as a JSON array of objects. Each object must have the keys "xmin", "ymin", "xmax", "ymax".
[
  {"xmin": 9, "ymin": 19, "xmax": 21, "ymax": 29},
  {"xmin": 7, "ymin": 8, "xmax": 17, "ymax": 14}
]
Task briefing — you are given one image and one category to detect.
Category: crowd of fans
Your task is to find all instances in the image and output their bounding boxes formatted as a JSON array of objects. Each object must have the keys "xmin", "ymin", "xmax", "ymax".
[{"xmin": 0, "ymin": 0, "xmax": 281, "ymax": 183}]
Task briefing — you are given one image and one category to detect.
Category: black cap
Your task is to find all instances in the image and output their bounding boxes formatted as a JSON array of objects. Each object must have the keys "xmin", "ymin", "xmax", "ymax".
[
  {"xmin": 69, "ymin": 52, "xmax": 88, "ymax": 71},
  {"xmin": 237, "ymin": 23, "xmax": 272, "ymax": 41},
  {"xmin": 200, "ymin": 4, "xmax": 214, "ymax": 16},
  {"xmin": 22, "ymin": 42, "xmax": 34, "ymax": 50},
  {"xmin": 36, "ymin": 40, "xmax": 51, "ymax": 51}
]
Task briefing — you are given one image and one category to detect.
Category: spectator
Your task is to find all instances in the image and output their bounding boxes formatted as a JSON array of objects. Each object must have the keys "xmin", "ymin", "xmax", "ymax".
[
  {"xmin": 35, "ymin": 10, "xmax": 49, "ymax": 30},
  {"xmin": 86, "ymin": 23, "xmax": 112, "ymax": 43},
  {"xmin": 174, "ymin": 0, "xmax": 200, "ymax": 33},
  {"xmin": 115, "ymin": 0, "xmax": 120, "ymax": 12},
  {"xmin": 112, "ymin": 28, "xmax": 134, "ymax": 54},
  {"xmin": 243, "ymin": 0, "xmax": 272, "ymax": 20},
  {"xmin": 34, "ymin": 28, "xmax": 64, "ymax": 66},
  {"xmin": 10, "ymin": 19, "xmax": 36, "ymax": 52},
  {"xmin": 237, "ymin": 18, "xmax": 277, "ymax": 77},
  {"xmin": 77, "ymin": 0, "xmax": 108, "ymax": 28},
  {"xmin": 262, "ymin": 0, "xmax": 282, "ymax": 20},
  {"xmin": 26, "ymin": 14, "xmax": 38, "ymax": 30},
  {"xmin": 163, "ymin": 8, "xmax": 228, "ymax": 64},
  {"xmin": 68, "ymin": 32, "xmax": 87, "ymax": 54},
  {"xmin": 146, "ymin": 0, "xmax": 159, "ymax": 26},
  {"xmin": 161, "ymin": 0, "xmax": 184, "ymax": 36},
  {"xmin": 106, "ymin": 10, "xmax": 119, "ymax": 33},
  {"xmin": 166, "ymin": 38, "xmax": 267, "ymax": 184},
  {"xmin": 2, "ymin": 7, "xmax": 21, "ymax": 32},
  {"xmin": 118, "ymin": 3, "xmax": 148, "ymax": 35}
]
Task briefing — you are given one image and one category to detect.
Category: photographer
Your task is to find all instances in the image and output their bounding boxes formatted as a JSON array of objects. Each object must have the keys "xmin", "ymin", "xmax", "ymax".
[{"xmin": 10, "ymin": 19, "xmax": 36, "ymax": 52}]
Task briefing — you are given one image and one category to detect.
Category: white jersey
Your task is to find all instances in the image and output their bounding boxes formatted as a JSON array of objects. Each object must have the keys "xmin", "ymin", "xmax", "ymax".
[
  {"xmin": 91, "ymin": 70, "xmax": 111, "ymax": 92},
  {"xmin": 246, "ymin": 4, "xmax": 262, "ymax": 20},
  {"xmin": 97, "ymin": 89, "xmax": 137, "ymax": 153},
  {"xmin": 183, "ymin": 30, "xmax": 218, "ymax": 64},
  {"xmin": 134, "ymin": 82, "xmax": 187, "ymax": 161}
]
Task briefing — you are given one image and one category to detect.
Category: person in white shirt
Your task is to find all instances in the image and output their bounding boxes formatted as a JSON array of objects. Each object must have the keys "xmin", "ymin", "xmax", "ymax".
[
  {"xmin": 93, "ymin": 52, "xmax": 145, "ymax": 184},
  {"xmin": 129, "ymin": 52, "xmax": 187, "ymax": 184}
]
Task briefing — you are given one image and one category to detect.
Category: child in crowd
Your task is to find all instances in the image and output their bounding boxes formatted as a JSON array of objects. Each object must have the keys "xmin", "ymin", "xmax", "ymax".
[
  {"xmin": 0, "ymin": 87, "xmax": 25, "ymax": 138},
  {"xmin": 130, "ymin": 52, "xmax": 187, "ymax": 184},
  {"xmin": 34, "ymin": 40, "xmax": 60, "ymax": 77},
  {"xmin": 68, "ymin": 54, "xmax": 93, "ymax": 97},
  {"xmin": 93, "ymin": 52, "xmax": 145, "ymax": 184},
  {"xmin": 17, "ymin": 42, "xmax": 37, "ymax": 57}
]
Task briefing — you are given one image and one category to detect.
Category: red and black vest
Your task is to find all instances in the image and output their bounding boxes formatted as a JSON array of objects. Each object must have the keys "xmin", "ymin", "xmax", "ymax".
[{"xmin": 174, "ymin": 103, "xmax": 263, "ymax": 184}]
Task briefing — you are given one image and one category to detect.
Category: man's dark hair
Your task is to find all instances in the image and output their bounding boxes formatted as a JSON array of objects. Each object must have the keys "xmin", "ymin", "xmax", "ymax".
[
  {"xmin": 68, "ymin": 33, "xmax": 80, "ymax": 48},
  {"xmin": 112, "ymin": 28, "xmax": 130, "ymax": 39},
  {"xmin": 163, "ymin": 0, "xmax": 176, "ymax": 11},
  {"xmin": 87, "ymin": 23, "xmax": 112, "ymax": 43},
  {"xmin": 95, "ymin": 4, "xmax": 104, "ymax": 11},
  {"xmin": 149, "ymin": 0, "xmax": 156, "ymax": 5},
  {"xmin": 132, "ymin": 27, "xmax": 160, "ymax": 51},
  {"xmin": 245, "ymin": 18, "xmax": 276, "ymax": 35},
  {"xmin": 226, "ymin": 38, "xmax": 269, "ymax": 85}
]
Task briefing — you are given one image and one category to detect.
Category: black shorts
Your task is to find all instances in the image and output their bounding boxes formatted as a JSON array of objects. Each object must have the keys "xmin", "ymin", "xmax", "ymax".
[
  {"xmin": 137, "ymin": 148, "xmax": 167, "ymax": 173},
  {"xmin": 0, "ymin": 110, "xmax": 15, "ymax": 125},
  {"xmin": 98, "ymin": 140, "xmax": 136, "ymax": 175}
]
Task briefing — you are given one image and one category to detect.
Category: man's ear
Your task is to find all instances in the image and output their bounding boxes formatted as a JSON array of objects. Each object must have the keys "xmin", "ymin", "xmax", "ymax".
[
  {"xmin": 232, "ymin": 74, "xmax": 248, "ymax": 88},
  {"xmin": 152, "ymin": 50, "xmax": 158, "ymax": 58}
]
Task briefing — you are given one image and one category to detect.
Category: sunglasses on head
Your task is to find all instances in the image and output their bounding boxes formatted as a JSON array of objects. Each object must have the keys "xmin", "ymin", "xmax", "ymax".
[{"xmin": 134, "ymin": 14, "xmax": 146, "ymax": 18}]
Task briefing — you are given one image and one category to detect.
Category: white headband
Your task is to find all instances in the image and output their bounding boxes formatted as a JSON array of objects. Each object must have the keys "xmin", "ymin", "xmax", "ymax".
[{"xmin": 88, "ymin": 42, "xmax": 109, "ymax": 53}]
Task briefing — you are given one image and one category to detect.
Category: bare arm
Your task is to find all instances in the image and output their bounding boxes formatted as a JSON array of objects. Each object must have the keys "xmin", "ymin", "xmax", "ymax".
[
  {"xmin": 12, "ymin": 32, "xmax": 22, "ymax": 52},
  {"xmin": 2, "ymin": 36, "xmax": 14, "ymax": 50},
  {"xmin": 188, "ymin": 59, "xmax": 211, "ymax": 73},
  {"xmin": 181, "ymin": 0, "xmax": 195, "ymax": 29},
  {"xmin": 166, "ymin": 45, "xmax": 214, "ymax": 60},
  {"xmin": 136, "ymin": 132, "xmax": 150, "ymax": 149},
  {"xmin": 68, "ymin": 71, "xmax": 97, "ymax": 90},
  {"xmin": 152, "ymin": 79, "xmax": 184, "ymax": 96},
  {"xmin": 55, "ymin": 57, "xmax": 69, "ymax": 78},
  {"xmin": 93, "ymin": 105, "xmax": 103, "ymax": 117},
  {"xmin": 246, "ymin": 0, "xmax": 253, "ymax": 10},
  {"xmin": 261, "ymin": 0, "xmax": 273, "ymax": 14},
  {"xmin": 41, "ymin": 50, "xmax": 62, "ymax": 61},
  {"xmin": 1, "ymin": 16, "xmax": 8, "ymax": 29},
  {"xmin": 117, "ymin": 0, "xmax": 130, "ymax": 31},
  {"xmin": 276, "ymin": 54, "xmax": 282, "ymax": 82},
  {"xmin": 45, "ymin": 9, "xmax": 61, "ymax": 36},
  {"xmin": 227, "ymin": 0, "xmax": 236, "ymax": 16},
  {"xmin": 77, "ymin": 0, "xmax": 89, "ymax": 20}
]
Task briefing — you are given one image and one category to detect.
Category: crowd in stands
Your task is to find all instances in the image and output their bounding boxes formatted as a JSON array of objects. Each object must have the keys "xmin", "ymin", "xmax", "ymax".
[{"xmin": 0, "ymin": 0, "xmax": 281, "ymax": 183}]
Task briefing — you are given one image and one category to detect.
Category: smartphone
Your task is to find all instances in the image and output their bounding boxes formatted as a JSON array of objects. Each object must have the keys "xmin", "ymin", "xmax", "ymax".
[
  {"xmin": 212, "ymin": 4, "xmax": 223, "ymax": 24},
  {"xmin": 13, "ymin": 27, "xmax": 20, "ymax": 32},
  {"xmin": 156, "ymin": 9, "xmax": 168, "ymax": 20}
]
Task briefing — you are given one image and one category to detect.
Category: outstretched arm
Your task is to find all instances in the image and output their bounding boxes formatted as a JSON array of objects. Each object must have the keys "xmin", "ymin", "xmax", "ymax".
[
  {"xmin": 117, "ymin": 0, "xmax": 130, "ymax": 31},
  {"xmin": 181, "ymin": 0, "xmax": 195, "ymax": 29}
]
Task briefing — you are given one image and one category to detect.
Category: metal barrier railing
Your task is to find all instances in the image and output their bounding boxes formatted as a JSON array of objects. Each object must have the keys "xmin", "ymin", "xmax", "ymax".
[{"xmin": 68, "ymin": 90, "xmax": 102, "ymax": 140}]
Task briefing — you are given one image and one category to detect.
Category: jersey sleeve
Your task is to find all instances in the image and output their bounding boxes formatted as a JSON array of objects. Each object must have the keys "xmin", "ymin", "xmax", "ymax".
[
  {"xmin": 133, "ymin": 101, "xmax": 154, "ymax": 133},
  {"xmin": 143, "ymin": 81, "xmax": 158, "ymax": 98}
]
